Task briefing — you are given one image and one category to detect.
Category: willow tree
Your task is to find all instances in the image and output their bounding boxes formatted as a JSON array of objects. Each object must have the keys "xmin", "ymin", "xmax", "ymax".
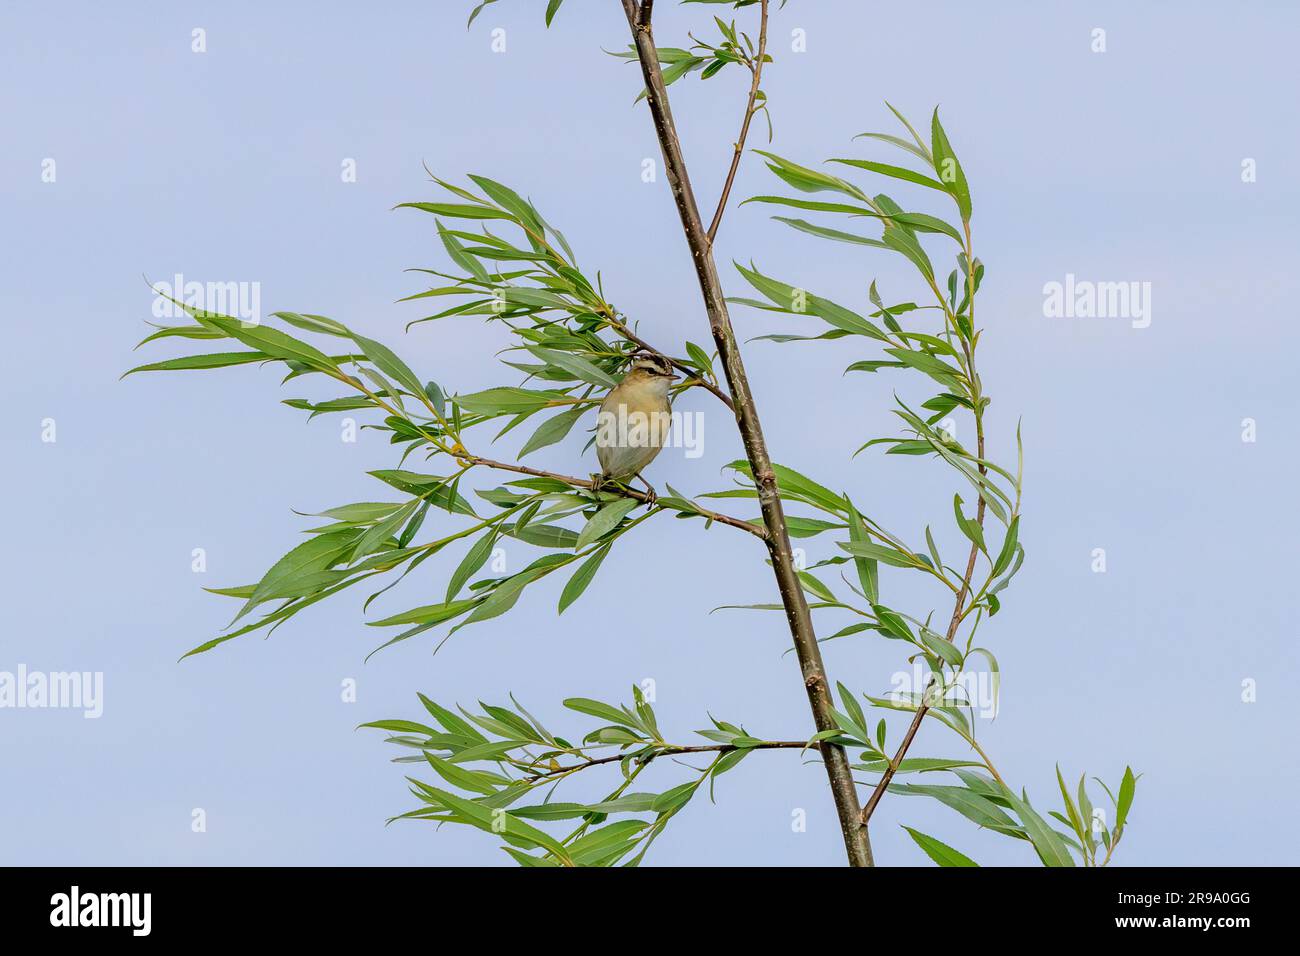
[{"xmin": 127, "ymin": 0, "xmax": 1137, "ymax": 867}]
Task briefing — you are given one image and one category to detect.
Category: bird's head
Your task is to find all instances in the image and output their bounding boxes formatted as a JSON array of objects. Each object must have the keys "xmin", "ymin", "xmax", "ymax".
[{"xmin": 624, "ymin": 351, "xmax": 678, "ymax": 384}]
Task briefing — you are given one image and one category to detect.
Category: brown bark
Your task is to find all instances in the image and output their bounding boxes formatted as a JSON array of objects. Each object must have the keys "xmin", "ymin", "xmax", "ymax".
[{"xmin": 621, "ymin": 0, "xmax": 872, "ymax": 866}]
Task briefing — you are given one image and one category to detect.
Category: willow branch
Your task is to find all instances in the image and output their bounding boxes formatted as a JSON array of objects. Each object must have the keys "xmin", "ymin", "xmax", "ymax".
[
  {"xmin": 462, "ymin": 454, "xmax": 769, "ymax": 540},
  {"xmin": 523, "ymin": 739, "xmax": 815, "ymax": 781},
  {"xmin": 621, "ymin": 0, "xmax": 872, "ymax": 867},
  {"xmin": 600, "ymin": 310, "xmax": 735, "ymax": 411},
  {"xmin": 705, "ymin": 0, "xmax": 768, "ymax": 244},
  {"xmin": 857, "ymin": 248, "xmax": 987, "ymax": 832}
]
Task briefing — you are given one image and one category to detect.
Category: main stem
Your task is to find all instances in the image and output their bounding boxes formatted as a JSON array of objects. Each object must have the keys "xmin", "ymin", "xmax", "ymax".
[{"xmin": 621, "ymin": 0, "xmax": 872, "ymax": 867}]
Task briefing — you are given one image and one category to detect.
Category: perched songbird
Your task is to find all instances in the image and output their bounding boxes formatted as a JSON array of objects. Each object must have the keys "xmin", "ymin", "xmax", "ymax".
[{"xmin": 595, "ymin": 351, "xmax": 678, "ymax": 497}]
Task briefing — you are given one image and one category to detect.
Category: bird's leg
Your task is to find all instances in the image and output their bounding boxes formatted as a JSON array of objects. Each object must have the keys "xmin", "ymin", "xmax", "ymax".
[{"xmin": 632, "ymin": 473, "xmax": 657, "ymax": 505}]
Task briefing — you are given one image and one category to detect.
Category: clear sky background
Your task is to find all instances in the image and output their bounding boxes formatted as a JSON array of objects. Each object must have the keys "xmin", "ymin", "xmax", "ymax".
[{"xmin": 2, "ymin": 0, "xmax": 1297, "ymax": 866}]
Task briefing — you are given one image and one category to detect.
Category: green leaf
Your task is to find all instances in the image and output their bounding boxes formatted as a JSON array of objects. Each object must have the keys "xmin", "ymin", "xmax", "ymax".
[
  {"xmin": 526, "ymin": 346, "xmax": 618, "ymax": 388},
  {"xmin": 423, "ymin": 753, "xmax": 502, "ymax": 796},
  {"xmin": 352, "ymin": 333, "xmax": 430, "ymax": 404},
  {"xmin": 121, "ymin": 351, "xmax": 272, "ymax": 377},
  {"xmin": 411, "ymin": 782, "xmax": 572, "ymax": 864},
  {"xmin": 202, "ymin": 314, "xmax": 335, "ymax": 371},
  {"xmin": 367, "ymin": 598, "xmax": 479, "ymax": 628},
  {"xmin": 273, "ymin": 312, "xmax": 351, "ymax": 337},
  {"xmin": 797, "ymin": 570, "xmax": 836, "ymax": 603},
  {"xmin": 395, "ymin": 201, "xmax": 513, "ymax": 221},
  {"xmin": 558, "ymin": 544, "xmax": 611, "ymax": 614},
  {"xmin": 771, "ymin": 217, "xmax": 887, "ymax": 248},
  {"xmin": 1002, "ymin": 788, "xmax": 1076, "ymax": 867},
  {"xmin": 902, "ymin": 826, "xmax": 979, "ymax": 867},
  {"xmin": 238, "ymin": 530, "xmax": 361, "ymax": 621},
  {"xmin": 753, "ymin": 150, "xmax": 867, "ymax": 200},
  {"xmin": 845, "ymin": 497, "xmax": 879, "ymax": 603},
  {"xmin": 505, "ymin": 522, "xmax": 578, "ymax": 549},
  {"xmin": 563, "ymin": 697, "xmax": 638, "ymax": 729},
  {"xmin": 930, "ymin": 109, "xmax": 972, "ymax": 220},
  {"xmin": 507, "ymin": 803, "xmax": 588, "ymax": 822},
  {"xmin": 1056, "ymin": 764, "xmax": 1086, "ymax": 844},
  {"xmin": 733, "ymin": 262, "xmax": 888, "ymax": 342},
  {"xmin": 992, "ymin": 515, "xmax": 1020, "ymax": 576},
  {"xmin": 920, "ymin": 630, "xmax": 964, "ymax": 668},
  {"xmin": 952, "ymin": 494, "xmax": 987, "ymax": 554},
  {"xmin": 518, "ymin": 406, "xmax": 587, "ymax": 459},
  {"xmin": 575, "ymin": 498, "xmax": 639, "ymax": 551},
  {"xmin": 893, "ymin": 783, "xmax": 1021, "ymax": 834},
  {"xmin": 446, "ymin": 530, "xmax": 497, "ymax": 603},
  {"xmin": 829, "ymin": 158, "xmax": 947, "ymax": 193},
  {"xmin": 1116, "ymin": 766, "xmax": 1137, "ymax": 831},
  {"xmin": 455, "ymin": 566, "xmax": 548, "ymax": 630},
  {"xmin": 838, "ymin": 540, "xmax": 915, "ymax": 568},
  {"xmin": 454, "ymin": 387, "xmax": 567, "ymax": 416},
  {"xmin": 350, "ymin": 499, "xmax": 418, "ymax": 562},
  {"xmin": 884, "ymin": 347, "xmax": 961, "ymax": 384},
  {"xmin": 567, "ymin": 820, "xmax": 648, "ymax": 866}
]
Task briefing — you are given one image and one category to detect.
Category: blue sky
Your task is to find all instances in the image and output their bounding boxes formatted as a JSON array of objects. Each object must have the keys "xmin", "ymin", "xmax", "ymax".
[{"xmin": 2, "ymin": 0, "xmax": 1297, "ymax": 866}]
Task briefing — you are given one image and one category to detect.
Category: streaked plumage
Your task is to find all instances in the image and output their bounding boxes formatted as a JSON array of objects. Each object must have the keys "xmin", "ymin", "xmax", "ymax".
[{"xmin": 596, "ymin": 353, "xmax": 677, "ymax": 481}]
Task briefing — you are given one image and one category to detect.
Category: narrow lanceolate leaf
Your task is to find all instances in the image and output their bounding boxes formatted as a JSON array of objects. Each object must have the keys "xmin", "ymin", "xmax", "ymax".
[
  {"xmin": 797, "ymin": 570, "xmax": 836, "ymax": 603},
  {"xmin": 1116, "ymin": 766, "xmax": 1137, "ymax": 832},
  {"xmin": 884, "ymin": 347, "xmax": 961, "ymax": 384},
  {"xmin": 575, "ymin": 498, "xmax": 639, "ymax": 551},
  {"xmin": 273, "ymin": 312, "xmax": 351, "ymax": 337},
  {"xmin": 350, "ymin": 499, "xmax": 419, "ymax": 562},
  {"xmin": 412, "ymin": 782, "xmax": 572, "ymax": 864},
  {"xmin": 367, "ymin": 598, "xmax": 480, "ymax": 628},
  {"xmin": 930, "ymin": 108, "xmax": 972, "ymax": 220},
  {"xmin": 723, "ymin": 458, "xmax": 846, "ymax": 515},
  {"xmin": 237, "ymin": 530, "xmax": 361, "ymax": 621},
  {"xmin": 395, "ymin": 201, "xmax": 513, "ymax": 221},
  {"xmin": 526, "ymin": 346, "xmax": 618, "ymax": 388},
  {"xmin": 902, "ymin": 826, "xmax": 979, "ymax": 867},
  {"xmin": 838, "ymin": 540, "xmax": 915, "ymax": 568},
  {"xmin": 454, "ymin": 387, "xmax": 567, "ymax": 416},
  {"xmin": 1002, "ymin": 788, "xmax": 1076, "ymax": 867},
  {"xmin": 519, "ymin": 407, "xmax": 588, "ymax": 458},
  {"xmin": 121, "ymin": 351, "xmax": 272, "ymax": 377},
  {"xmin": 992, "ymin": 515, "xmax": 1020, "ymax": 576},
  {"xmin": 446, "ymin": 530, "xmax": 497, "ymax": 603},
  {"xmin": 893, "ymin": 784, "xmax": 1020, "ymax": 834},
  {"xmin": 201, "ymin": 314, "xmax": 336, "ymax": 371},
  {"xmin": 558, "ymin": 544, "xmax": 611, "ymax": 614},
  {"xmin": 952, "ymin": 494, "xmax": 987, "ymax": 554},
  {"xmin": 844, "ymin": 496, "xmax": 879, "ymax": 602},
  {"xmin": 352, "ymin": 333, "xmax": 430, "ymax": 403},
  {"xmin": 829, "ymin": 158, "xmax": 947, "ymax": 193},
  {"xmin": 733, "ymin": 262, "xmax": 888, "ymax": 341},
  {"xmin": 752, "ymin": 150, "xmax": 867, "ymax": 201},
  {"xmin": 1056, "ymin": 765, "xmax": 1086, "ymax": 843}
]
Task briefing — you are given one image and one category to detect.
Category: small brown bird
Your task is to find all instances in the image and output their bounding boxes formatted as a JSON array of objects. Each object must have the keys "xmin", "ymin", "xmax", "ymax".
[{"xmin": 595, "ymin": 352, "xmax": 678, "ymax": 498}]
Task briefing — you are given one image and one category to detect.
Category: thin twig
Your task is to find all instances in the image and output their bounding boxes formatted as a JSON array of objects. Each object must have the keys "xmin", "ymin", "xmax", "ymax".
[
  {"xmin": 600, "ymin": 310, "xmax": 734, "ymax": 411},
  {"xmin": 860, "ymin": 228, "xmax": 988, "ymax": 828},
  {"xmin": 463, "ymin": 454, "xmax": 768, "ymax": 540},
  {"xmin": 705, "ymin": 0, "xmax": 769, "ymax": 245},
  {"xmin": 621, "ymin": 0, "xmax": 872, "ymax": 867},
  {"xmin": 523, "ymin": 739, "xmax": 814, "ymax": 781}
]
